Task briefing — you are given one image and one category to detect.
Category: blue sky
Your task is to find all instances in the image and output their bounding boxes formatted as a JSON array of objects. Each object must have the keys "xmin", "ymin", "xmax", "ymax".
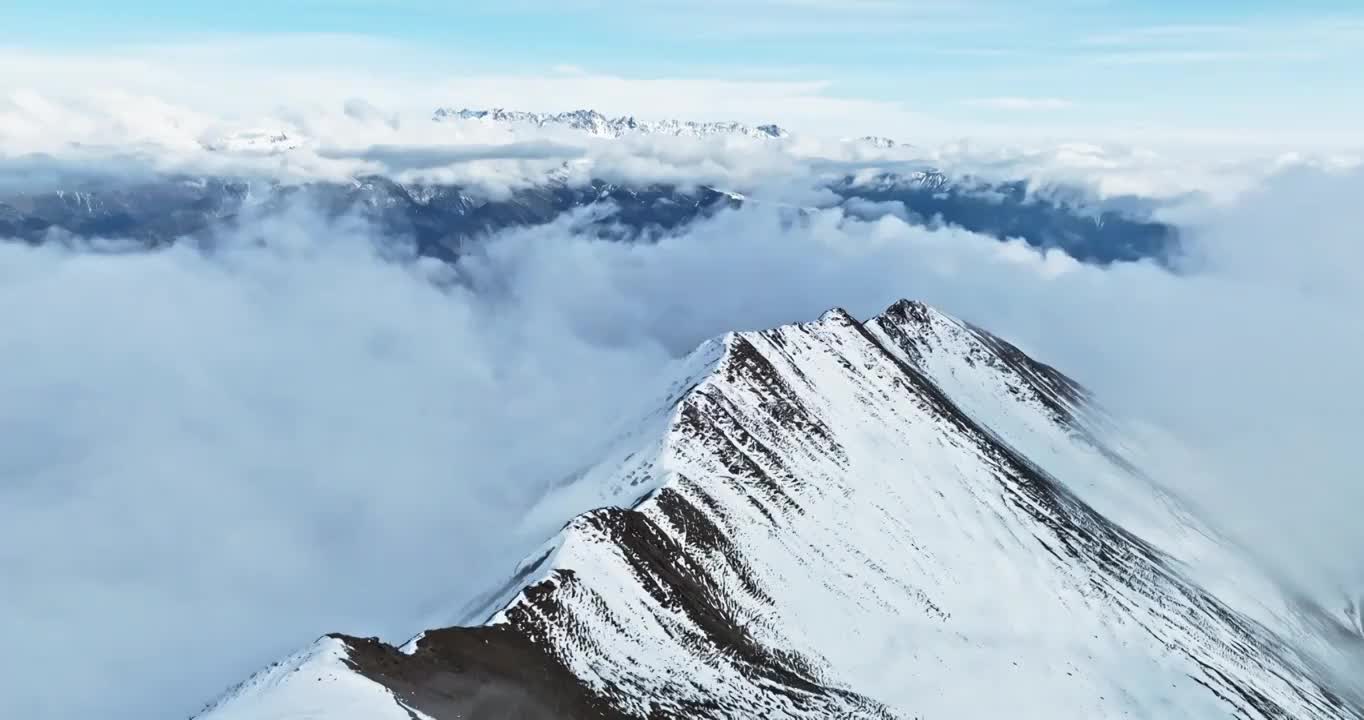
[{"xmin": 3, "ymin": 1, "xmax": 1363, "ymax": 145}]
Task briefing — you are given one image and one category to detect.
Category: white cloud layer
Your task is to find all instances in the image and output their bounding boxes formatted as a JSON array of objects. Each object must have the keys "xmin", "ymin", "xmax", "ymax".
[
  {"xmin": 0, "ymin": 39, "xmax": 926, "ymax": 145},
  {"xmin": 8, "ymin": 82, "xmax": 1357, "ymax": 214},
  {"xmin": 5, "ymin": 33, "xmax": 1363, "ymax": 155},
  {"xmin": 2, "ymin": 15, "xmax": 1363, "ymax": 720},
  {"xmin": 3, "ymin": 158, "xmax": 1363, "ymax": 719}
]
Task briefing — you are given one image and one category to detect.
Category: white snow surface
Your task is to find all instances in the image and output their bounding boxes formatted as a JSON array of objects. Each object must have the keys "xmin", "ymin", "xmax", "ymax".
[
  {"xmin": 200, "ymin": 301, "xmax": 1363, "ymax": 719},
  {"xmin": 867, "ymin": 304, "xmax": 1361, "ymax": 674},
  {"xmin": 196, "ymin": 636, "xmax": 433, "ymax": 720}
]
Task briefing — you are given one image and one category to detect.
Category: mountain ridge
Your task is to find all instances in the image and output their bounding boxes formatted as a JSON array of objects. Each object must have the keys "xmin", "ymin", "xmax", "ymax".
[{"xmin": 197, "ymin": 299, "xmax": 1363, "ymax": 720}]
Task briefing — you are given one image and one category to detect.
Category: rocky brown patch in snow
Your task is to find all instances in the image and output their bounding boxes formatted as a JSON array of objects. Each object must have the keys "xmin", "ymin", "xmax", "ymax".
[{"xmin": 332, "ymin": 589, "xmax": 625, "ymax": 719}]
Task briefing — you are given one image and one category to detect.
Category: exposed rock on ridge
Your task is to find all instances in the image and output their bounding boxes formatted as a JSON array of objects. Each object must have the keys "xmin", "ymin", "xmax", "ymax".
[{"xmin": 198, "ymin": 301, "xmax": 1364, "ymax": 720}]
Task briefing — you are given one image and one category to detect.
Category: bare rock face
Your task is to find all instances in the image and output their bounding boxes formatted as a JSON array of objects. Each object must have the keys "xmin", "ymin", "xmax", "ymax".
[{"xmin": 198, "ymin": 301, "xmax": 1364, "ymax": 720}]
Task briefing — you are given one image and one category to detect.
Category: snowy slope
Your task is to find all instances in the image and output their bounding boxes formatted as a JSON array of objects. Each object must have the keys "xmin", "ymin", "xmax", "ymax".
[
  {"xmin": 194, "ymin": 637, "xmax": 434, "ymax": 720},
  {"xmin": 198, "ymin": 300, "xmax": 1363, "ymax": 719},
  {"xmin": 868, "ymin": 301, "xmax": 1363, "ymax": 674}
]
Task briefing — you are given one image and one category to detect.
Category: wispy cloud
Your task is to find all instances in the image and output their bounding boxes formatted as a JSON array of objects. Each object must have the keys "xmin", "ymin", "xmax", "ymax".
[
  {"xmin": 964, "ymin": 97, "xmax": 1073, "ymax": 111},
  {"xmin": 1090, "ymin": 49, "xmax": 1317, "ymax": 65},
  {"xmin": 1077, "ymin": 15, "xmax": 1364, "ymax": 65},
  {"xmin": 0, "ymin": 41, "xmax": 928, "ymax": 141},
  {"xmin": 1080, "ymin": 23, "xmax": 1246, "ymax": 46}
]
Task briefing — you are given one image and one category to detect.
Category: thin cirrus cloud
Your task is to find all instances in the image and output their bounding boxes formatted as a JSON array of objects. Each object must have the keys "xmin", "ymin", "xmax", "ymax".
[
  {"xmin": 1089, "ymin": 49, "xmax": 1318, "ymax": 65},
  {"xmin": 2, "ymin": 33, "xmax": 1363, "ymax": 149},
  {"xmin": 1076, "ymin": 16, "xmax": 1364, "ymax": 64},
  {"xmin": 0, "ymin": 42, "xmax": 930, "ymax": 140},
  {"xmin": 964, "ymin": 97, "xmax": 1074, "ymax": 111}
]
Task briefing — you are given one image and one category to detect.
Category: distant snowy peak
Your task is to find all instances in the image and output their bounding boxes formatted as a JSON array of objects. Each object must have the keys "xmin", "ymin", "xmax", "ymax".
[
  {"xmin": 851, "ymin": 135, "xmax": 900, "ymax": 149},
  {"xmin": 432, "ymin": 107, "xmax": 790, "ymax": 140},
  {"xmin": 200, "ymin": 129, "xmax": 308, "ymax": 154},
  {"xmin": 844, "ymin": 167, "xmax": 952, "ymax": 192}
]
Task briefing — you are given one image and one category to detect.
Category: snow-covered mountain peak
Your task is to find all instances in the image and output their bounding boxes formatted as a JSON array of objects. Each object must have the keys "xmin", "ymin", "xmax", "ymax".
[
  {"xmin": 200, "ymin": 128, "xmax": 308, "ymax": 154},
  {"xmin": 432, "ymin": 106, "xmax": 791, "ymax": 140},
  {"xmin": 198, "ymin": 300, "xmax": 1364, "ymax": 720},
  {"xmin": 814, "ymin": 305, "xmax": 859, "ymax": 325},
  {"xmin": 853, "ymin": 135, "xmax": 900, "ymax": 149}
]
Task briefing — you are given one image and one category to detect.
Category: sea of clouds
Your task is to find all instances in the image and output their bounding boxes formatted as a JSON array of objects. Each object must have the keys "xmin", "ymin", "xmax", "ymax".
[{"xmin": 2, "ymin": 88, "xmax": 1362, "ymax": 719}]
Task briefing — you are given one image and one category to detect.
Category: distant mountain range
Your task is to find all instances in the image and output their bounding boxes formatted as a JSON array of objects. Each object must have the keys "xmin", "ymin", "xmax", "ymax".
[
  {"xmin": 0, "ymin": 176, "xmax": 740, "ymax": 261},
  {"xmin": 432, "ymin": 107, "xmax": 791, "ymax": 140},
  {"xmin": 1, "ymin": 169, "xmax": 1176, "ymax": 265},
  {"xmin": 199, "ymin": 107, "xmax": 903, "ymax": 153}
]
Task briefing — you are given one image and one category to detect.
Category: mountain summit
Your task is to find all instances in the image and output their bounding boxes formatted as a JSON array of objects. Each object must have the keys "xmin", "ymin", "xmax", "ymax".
[
  {"xmin": 432, "ymin": 107, "xmax": 790, "ymax": 140},
  {"xmin": 197, "ymin": 301, "xmax": 1363, "ymax": 719}
]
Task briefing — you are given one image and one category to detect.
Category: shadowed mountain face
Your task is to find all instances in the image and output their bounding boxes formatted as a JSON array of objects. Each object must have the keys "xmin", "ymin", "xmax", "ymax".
[
  {"xmin": 1, "ymin": 172, "xmax": 1177, "ymax": 265},
  {"xmin": 0, "ymin": 176, "xmax": 741, "ymax": 262},
  {"xmin": 833, "ymin": 173, "xmax": 1178, "ymax": 264},
  {"xmin": 197, "ymin": 301, "xmax": 1363, "ymax": 720}
]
